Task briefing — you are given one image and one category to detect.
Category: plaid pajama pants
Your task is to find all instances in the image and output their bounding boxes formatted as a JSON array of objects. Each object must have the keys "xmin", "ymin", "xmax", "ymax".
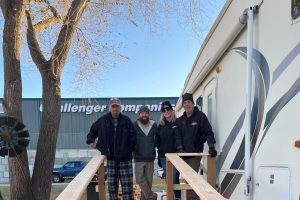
[{"xmin": 107, "ymin": 160, "xmax": 134, "ymax": 200}]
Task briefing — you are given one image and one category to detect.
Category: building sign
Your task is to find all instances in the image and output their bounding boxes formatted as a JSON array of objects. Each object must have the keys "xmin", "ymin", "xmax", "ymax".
[{"xmin": 39, "ymin": 102, "xmax": 176, "ymax": 115}]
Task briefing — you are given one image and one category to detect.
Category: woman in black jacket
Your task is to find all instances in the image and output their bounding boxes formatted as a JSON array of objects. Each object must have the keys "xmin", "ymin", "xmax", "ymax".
[{"xmin": 156, "ymin": 101, "xmax": 181, "ymax": 199}]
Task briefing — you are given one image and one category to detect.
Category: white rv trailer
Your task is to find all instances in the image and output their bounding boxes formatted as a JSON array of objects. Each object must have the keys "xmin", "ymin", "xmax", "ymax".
[{"xmin": 175, "ymin": 0, "xmax": 300, "ymax": 200}]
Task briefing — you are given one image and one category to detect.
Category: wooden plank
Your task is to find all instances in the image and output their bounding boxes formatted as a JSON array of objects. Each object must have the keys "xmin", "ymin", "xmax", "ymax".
[
  {"xmin": 177, "ymin": 152, "xmax": 210, "ymax": 157},
  {"xmin": 98, "ymin": 163, "xmax": 106, "ymax": 200},
  {"xmin": 166, "ymin": 153, "xmax": 227, "ymax": 200},
  {"xmin": 166, "ymin": 158, "xmax": 174, "ymax": 200},
  {"xmin": 183, "ymin": 179, "xmax": 191, "ymax": 200},
  {"xmin": 56, "ymin": 155, "xmax": 106, "ymax": 200}
]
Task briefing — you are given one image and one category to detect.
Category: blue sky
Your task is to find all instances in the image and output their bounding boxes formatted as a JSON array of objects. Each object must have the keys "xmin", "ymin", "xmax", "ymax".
[{"xmin": 0, "ymin": 1, "xmax": 225, "ymax": 98}]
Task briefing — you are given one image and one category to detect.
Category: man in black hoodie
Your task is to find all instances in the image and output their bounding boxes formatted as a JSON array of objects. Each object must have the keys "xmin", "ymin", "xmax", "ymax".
[
  {"xmin": 177, "ymin": 93, "xmax": 217, "ymax": 200},
  {"xmin": 133, "ymin": 105, "xmax": 158, "ymax": 200},
  {"xmin": 87, "ymin": 98, "xmax": 136, "ymax": 200}
]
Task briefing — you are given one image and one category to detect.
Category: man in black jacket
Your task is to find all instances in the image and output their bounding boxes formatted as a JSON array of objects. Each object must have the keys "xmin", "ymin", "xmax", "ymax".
[
  {"xmin": 177, "ymin": 93, "xmax": 217, "ymax": 200},
  {"xmin": 87, "ymin": 98, "xmax": 136, "ymax": 200},
  {"xmin": 133, "ymin": 105, "xmax": 158, "ymax": 200}
]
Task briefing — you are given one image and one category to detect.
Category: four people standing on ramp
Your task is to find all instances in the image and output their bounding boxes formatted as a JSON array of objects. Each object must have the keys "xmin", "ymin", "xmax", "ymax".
[{"xmin": 87, "ymin": 96, "xmax": 217, "ymax": 200}]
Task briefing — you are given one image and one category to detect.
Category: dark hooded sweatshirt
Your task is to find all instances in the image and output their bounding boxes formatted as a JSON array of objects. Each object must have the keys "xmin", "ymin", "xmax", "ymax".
[{"xmin": 177, "ymin": 107, "xmax": 216, "ymax": 152}]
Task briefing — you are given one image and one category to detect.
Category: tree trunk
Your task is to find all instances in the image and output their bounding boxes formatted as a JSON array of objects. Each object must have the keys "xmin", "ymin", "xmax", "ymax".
[
  {"xmin": 1, "ymin": 1, "xmax": 33, "ymax": 200},
  {"xmin": 25, "ymin": 0, "xmax": 88, "ymax": 199},
  {"xmin": 31, "ymin": 65, "xmax": 61, "ymax": 200}
]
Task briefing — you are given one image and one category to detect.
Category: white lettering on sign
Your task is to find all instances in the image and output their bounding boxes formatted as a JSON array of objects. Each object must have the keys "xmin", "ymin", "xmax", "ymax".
[{"xmin": 39, "ymin": 103, "xmax": 175, "ymax": 115}]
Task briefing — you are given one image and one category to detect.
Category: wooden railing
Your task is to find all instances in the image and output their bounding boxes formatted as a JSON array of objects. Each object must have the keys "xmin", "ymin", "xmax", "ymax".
[
  {"xmin": 165, "ymin": 153, "xmax": 227, "ymax": 200},
  {"xmin": 57, "ymin": 153, "xmax": 226, "ymax": 200},
  {"xmin": 56, "ymin": 155, "xmax": 106, "ymax": 200}
]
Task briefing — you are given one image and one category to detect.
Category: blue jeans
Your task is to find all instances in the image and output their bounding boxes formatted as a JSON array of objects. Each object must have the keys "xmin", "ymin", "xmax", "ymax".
[{"xmin": 160, "ymin": 157, "xmax": 181, "ymax": 199}]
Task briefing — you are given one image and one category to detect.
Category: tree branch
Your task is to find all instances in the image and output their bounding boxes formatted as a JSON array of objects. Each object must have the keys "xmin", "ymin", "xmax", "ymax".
[
  {"xmin": 43, "ymin": 0, "xmax": 64, "ymax": 20},
  {"xmin": 33, "ymin": 0, "xmax": 64, "ymax": 32},
  {"xmin": 25, "ymin": 10, "xmax": 49, "ymax": 72},
  {"xmin": 33, "ymin": 16, "xmax": 60, "ymax": 32},
  {"xmin": 51, "ymin": 0, "xmax": 88, "ymax": 76}
]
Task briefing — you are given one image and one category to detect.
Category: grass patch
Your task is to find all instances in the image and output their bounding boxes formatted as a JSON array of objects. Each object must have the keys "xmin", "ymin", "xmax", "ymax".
[
  {"xmin": 0, "ymin": 182, "xmax": 165, "ymax": 200},
  {"xmin": 0, "ymin": 184, "xmax": 87, "ymax": 200},
  {"xmin": 0, "ymin": 186, "xmax": 9, "ymax": 200}
]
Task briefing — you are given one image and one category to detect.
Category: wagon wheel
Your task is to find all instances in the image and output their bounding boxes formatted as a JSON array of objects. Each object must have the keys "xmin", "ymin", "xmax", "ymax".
[{"xmin": 0, "ymin": 116, "xmax": 30, "ymax": 157}]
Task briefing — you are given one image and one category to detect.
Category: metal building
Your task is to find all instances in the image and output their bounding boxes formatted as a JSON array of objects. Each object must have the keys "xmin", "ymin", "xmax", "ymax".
[
  {"xmin": 1, "ymin": 97, "xmax": 178, "ymax": 150},
  {"xmin": 0, "ymin": 97, "xmax": 178, "ymax": 183}
]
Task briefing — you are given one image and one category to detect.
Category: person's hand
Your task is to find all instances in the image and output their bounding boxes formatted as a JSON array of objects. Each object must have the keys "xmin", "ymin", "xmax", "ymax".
[
  {"xmin": 89, "ymin": 142, "xmax": 96, "ymax": 149},
  {"xmin": 209, "ymin": 147, "xmax": 217, "ymax": 157}
]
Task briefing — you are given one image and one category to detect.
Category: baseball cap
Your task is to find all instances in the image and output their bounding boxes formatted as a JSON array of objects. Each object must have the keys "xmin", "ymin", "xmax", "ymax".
[{"xmin": 109, "ymin": 97, "xmax": 121, "ymax": 106}]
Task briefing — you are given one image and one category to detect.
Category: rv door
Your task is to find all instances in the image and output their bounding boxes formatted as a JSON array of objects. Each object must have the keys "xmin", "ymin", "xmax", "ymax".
[{"xmin": 203, "ymin": 78, "xmax": 218, "ymax": 149}]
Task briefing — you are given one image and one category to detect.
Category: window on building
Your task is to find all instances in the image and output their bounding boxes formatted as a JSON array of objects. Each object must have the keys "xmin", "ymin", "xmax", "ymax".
[{"xmin": 292, "ymin": 0, "xmax": 300, "ymax": 19}]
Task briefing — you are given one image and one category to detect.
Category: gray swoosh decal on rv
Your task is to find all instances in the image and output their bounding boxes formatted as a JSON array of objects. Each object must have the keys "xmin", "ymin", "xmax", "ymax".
[
  {"xmin": 235, "ymin": 49, "xmax": 267, "ymax": 154},
  {"xmin": 218, "ymin": 48, "xmax": 270, "ymax": 172},
  {"xmin": 256, "ymin": 76, "xmax": 300, "ymax": 153},
  {"xmin": 234, "ymin": 47, "xmax": 270, "ymax": 97},
  {"xmin": 272, "ymin": 42, "xmax": 300, "ymax": 84},
  {"xmin": 217, "ymin": 110, "xmax": 245, "ymax": 175},
  {"xmin": 218, "ymin": 70, "xmax": 262, "ymax": 176},
  {"xmin": 220, "ymin": 48, "xmax": 270, "ymax": 197},
  {"xmin": 264, "ymin": 76, "xmax": 300, "ymax": 129}
]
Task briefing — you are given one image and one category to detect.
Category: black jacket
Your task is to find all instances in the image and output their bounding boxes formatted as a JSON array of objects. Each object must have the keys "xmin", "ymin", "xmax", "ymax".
[
  {"xmin": 156, "ymin": 119, "xmax": 179, "ymax": 158},
  {"xmin": 86, "ymin": 113, "xmax": 136, "ymax": 161},
  {"xmin": 177, "ymin": 107, "xmax": 216, "ymax": 152},
  {"xmin": 133, "ymin": 120, "xmax": 157, "ymax": 162}
]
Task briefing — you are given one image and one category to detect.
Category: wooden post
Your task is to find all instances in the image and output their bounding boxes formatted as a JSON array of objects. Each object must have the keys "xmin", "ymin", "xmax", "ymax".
[
  {"xmin": 207, "ymin": 156, "xmax": 216, "ymax": 188},
  {"xmin": 166, "ymin": 158, "xmax": 174, "ymax": 200},
  {"xmin": 184, "ymin": 179, "xmax": 191, "ymax": 200},
  {"xmin": 98, "ymin": 163, "xmax": 106, "ymax": 200}
]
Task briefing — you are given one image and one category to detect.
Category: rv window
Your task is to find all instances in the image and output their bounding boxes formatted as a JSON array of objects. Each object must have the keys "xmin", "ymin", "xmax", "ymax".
[
  {"xmin": 207, "ymin": 94, "xmax": 213, "ymax": 123},
  {"xmin": 292, "ymin": 0, "xmax": 300, "ymax": 19}
]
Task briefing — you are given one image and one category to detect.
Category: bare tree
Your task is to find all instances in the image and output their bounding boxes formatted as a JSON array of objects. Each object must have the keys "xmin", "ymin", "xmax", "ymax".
[
  {"xmin": 26, "ymin": 1, "xmax": 89, "ymax": 199},
  {"xmin": 0, "ymin": 1, "xmax": 34, "ymax": 200},
  {"xmin": 0, "ymin": 0, "xmax": 223, "ymax": 199}
]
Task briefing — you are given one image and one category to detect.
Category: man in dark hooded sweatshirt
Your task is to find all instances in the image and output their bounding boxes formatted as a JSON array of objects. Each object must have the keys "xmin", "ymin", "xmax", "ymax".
[
  {"xmin": 133, "ymin": 105, "xmax": 158, "ymax": 200},
  {"xmin": 176, "ymin": 92, "xmax": 217, "ymax": 200}
]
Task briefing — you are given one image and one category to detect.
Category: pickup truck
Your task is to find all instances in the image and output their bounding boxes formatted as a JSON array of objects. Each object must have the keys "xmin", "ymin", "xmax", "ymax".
[
  {"xmin": 52, "ymin": 160, "xmax": 107, "ymax": 183},
  {"xmin": 52, "ymin": 161, "xmax": 86, "ymax": 183}
]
